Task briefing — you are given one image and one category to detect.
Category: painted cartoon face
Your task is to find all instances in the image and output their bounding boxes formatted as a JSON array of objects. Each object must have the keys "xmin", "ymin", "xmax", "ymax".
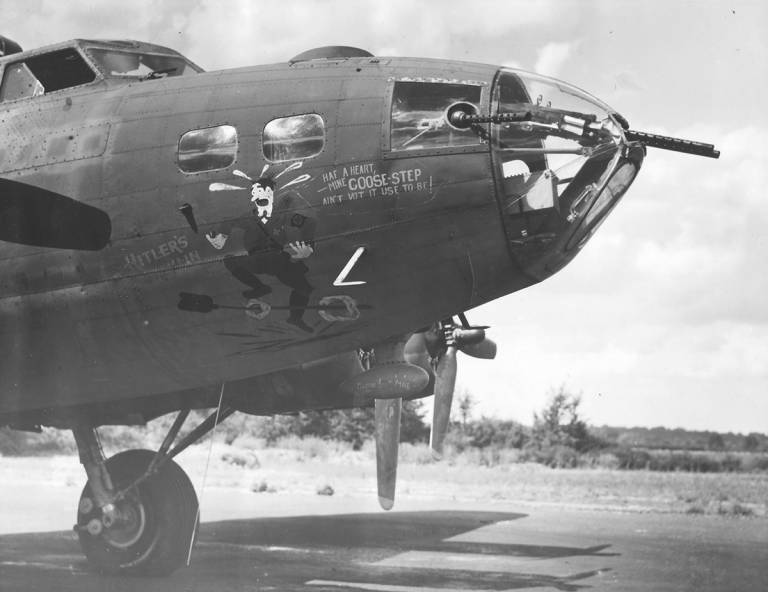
[{"xmin": 251, "ymin": 183, "xmax": 274, "ymax": 222}]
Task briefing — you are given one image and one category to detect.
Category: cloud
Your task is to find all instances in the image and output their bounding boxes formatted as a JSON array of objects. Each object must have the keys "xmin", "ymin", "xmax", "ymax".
[
  {"xmin": 179, "ymin": 0, "xmax": 559, "ymax": 68},
  {"xmin": 537, "ymin": 123, "xmax": 768, "ymax": 327},
  {"xmin": 4, "ymin": 0, "xmax": 198, "ymax": 49},
  {"xmin": 534, "ymin": 41, "xmax": 579, "ymax": 77},
  {"xmin": 6, "ymin": 1, "xmax": 561, "ymax": 70},
  {"xmin": 370, "ymin": 0, "xmax": 556, "ymax": 41},
  {"xmin": 633, "ymin": 240, "xmax": 739, "ymax": 277},
  {"xmin": 603, "ymin": 70, "xmax": 646, "ymax": 104},
  {"xmin": 613, "ymin": 70, "xmax": 644, "ymax": 92}
]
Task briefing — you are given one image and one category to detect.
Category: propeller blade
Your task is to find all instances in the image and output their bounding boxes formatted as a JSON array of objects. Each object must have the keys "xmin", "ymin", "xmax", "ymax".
[
  {"xmin": 430, "ymin": 345, "xmax": 457, "ymax": 458},
  {"xmin": 374, "ymin": 397, "xmax": 401, "ymax": 510},
  {"xmin": 459, "ymin": 337, "xmax": 497, "ymax": 360}
]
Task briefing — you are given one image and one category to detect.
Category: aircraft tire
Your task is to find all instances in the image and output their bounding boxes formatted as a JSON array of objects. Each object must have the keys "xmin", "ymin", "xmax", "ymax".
[{"xmin": 76, "ymin": 449, "xmax": 198, "ymax": 576}]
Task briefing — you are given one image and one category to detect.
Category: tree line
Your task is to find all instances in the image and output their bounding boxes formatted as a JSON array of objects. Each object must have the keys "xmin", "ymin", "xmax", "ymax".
[{"xmin": 2, "ymin": 386, "xmax": 766, "ymax": 473}]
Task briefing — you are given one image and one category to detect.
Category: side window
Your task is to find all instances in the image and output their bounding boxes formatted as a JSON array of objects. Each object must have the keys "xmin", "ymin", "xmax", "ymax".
[
  {"xmin": 391, "ymin": 81, "xmax": 483, "ymax": 151},
  {"xmin": 0, "ymin": 63, "xmax": 43, "ymax": 102},
  {"xmin": 177, "ymin": 125, "xmax": 238, "ymax": 173},
  {"xmin": 0, "ymin": 48, "xmax": 96, "ymax": 102},
  {"xmin": 263, "ymin": 114, "xmax": 325, "ymax": 162},
  {"xmin": 88, "ymin": 49, "xmax": 200, "ymax": 79}
]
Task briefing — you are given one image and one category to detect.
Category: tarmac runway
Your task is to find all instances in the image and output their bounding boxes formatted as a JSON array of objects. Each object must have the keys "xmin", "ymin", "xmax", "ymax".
[{"xmin": 0, "ymin": 487, "xmax": 766, "ymax": 592}]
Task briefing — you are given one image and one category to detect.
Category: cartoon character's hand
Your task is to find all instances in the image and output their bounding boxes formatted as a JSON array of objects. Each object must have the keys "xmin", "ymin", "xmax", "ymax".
[
  {"xmin": 206, "ymin": 232, "xmax": 228, "ymax": 250},
  {"xmin": 285, "ymin": 241, "xmax": 314, "ymax": 260}
]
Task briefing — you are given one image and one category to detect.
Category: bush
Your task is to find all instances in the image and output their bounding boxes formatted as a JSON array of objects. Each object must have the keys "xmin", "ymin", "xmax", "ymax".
[
  {"xmin": 594, "ymin": 452, "xmax": 621, "ymax": 469},
  {"xmin": 222, "ymin": 450, "xmax": 260, "ymax": 468},
  {"xmin": 522, "ymin": 387, "xmax": 607, "ymax": 468},
  {"xmin": 255, "ymin": 400, "xmax": 428, "ymax": 450},
  {"xmin": 740, "ymin": 454, "xmax": 768, "ymax": 472},
  {"xmin": 525, "ymin": 444, "xmax": 580, "ymax": 468},
  {"xmin": 614, "ymin": 447, "xmax": 651, "ymax": 470},
  {"xmin": 608, "ymin": 447, "xmax": 768, "ymax": 473},
  {"xmin": 464, "ymin": 417, "xmax": 528, "ymax": 449},
  {"xmin": 399, "ymin": 442, "xmax": 435, "ymax": 464},
  {"xmin": 527, "ymin": 387, "xmax": 606, "ymax": 453},
  {"xmin": 0, "ymin": 427, "xmax": 25, "ymax": 456},
  {"xmin": 0, "ymin": 427, "xmax": 76, "ymax": 456}
]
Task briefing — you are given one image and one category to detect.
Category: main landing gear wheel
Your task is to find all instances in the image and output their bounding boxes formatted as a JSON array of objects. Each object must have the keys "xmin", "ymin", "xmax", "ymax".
[{"xmin": 76, "ymin": 449, "xmax": 198, "ymax": 576}]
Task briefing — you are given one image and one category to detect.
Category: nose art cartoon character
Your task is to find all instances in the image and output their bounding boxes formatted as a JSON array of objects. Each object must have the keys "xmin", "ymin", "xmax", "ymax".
[
  {"xmin": 206, "ymin": 168, "xmax": 316, "ymax": 333},
  {"xmin": 250, "ymin": 177, "xmax": 274, "ymax": 222}
]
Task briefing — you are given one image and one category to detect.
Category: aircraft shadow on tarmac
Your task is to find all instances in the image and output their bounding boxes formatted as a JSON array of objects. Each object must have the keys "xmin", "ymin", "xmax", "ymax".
[
  {"xmin": 0, "ymin": 510, "xmax": 618, "ymax": 591},
  {"xmin": 191, "ymin": 510, "xmax": 618, "ymax": 591},
  {"xmin": 200, "ymin": 510, "xmax": 620, "ymax": 558}
]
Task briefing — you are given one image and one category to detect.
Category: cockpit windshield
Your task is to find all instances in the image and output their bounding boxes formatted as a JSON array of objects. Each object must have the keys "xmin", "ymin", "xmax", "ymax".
[{"xmin": 87, "ymin": 49, "xmax": 199, "ymax": 80}]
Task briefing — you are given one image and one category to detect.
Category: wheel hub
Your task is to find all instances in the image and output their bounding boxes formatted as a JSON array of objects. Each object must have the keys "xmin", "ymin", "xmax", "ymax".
[
  {"xmin": 79, "ymin": 493, "xmax": 147, "ymax": 549},
  {"xmin": 101, "ymin": 496, "xmax": 147, "ymax": 549}
]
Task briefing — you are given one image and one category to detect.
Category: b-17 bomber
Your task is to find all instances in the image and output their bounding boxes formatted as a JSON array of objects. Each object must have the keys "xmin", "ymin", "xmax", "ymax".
[{"xmin": 0, "ymin": 36, "xmax": 718, "ymax": 575}]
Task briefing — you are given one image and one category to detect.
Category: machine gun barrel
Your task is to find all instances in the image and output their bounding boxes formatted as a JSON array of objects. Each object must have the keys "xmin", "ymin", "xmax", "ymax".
[{"xmin": 625, "ymin": 130, "xmax": 720, "ymax": 159}]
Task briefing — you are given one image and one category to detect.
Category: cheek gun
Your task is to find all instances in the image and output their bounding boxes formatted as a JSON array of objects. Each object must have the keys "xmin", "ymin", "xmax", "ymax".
[{"xmin": 624, "ymin": 129, "xmax": 720, "ymax": 159}]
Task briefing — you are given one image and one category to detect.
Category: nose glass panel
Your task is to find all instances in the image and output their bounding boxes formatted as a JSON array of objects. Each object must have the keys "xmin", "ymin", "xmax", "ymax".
[
  {"xmin": 566, "ymin": 155, "xmax": 642, "ymax": 251},
  {"xmin": 493, "ymin": 69, "xmax": 625, "ymax": 210},
  {"xmin": 491, "ymin": 68, "xmax": 632, "ymax": 249}
]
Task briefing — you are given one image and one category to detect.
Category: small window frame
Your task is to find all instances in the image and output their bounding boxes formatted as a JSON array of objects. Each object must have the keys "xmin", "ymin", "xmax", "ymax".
[
  {"xmin": 387, "ymin": 80, "xmax": 488, "ymax": 155},
  {"xmin": 177, "ymin": 124, "xmax": 239, "ymax": 174},
  {"xmin": 262, "ymin": 113, "xmax": 326, "ymax": 163}
]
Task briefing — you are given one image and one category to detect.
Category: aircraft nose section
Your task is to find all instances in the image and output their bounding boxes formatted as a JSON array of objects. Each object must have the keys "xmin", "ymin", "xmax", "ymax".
[{"xmin": 489, "ymin": 68, "xmax": 643, "ymax": 277}]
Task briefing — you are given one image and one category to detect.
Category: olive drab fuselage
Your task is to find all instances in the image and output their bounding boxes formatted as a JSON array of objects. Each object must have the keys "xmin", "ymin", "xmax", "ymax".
[{"xmin": 0, "ymin": 40, "xmax": 642, "ymax": 426}]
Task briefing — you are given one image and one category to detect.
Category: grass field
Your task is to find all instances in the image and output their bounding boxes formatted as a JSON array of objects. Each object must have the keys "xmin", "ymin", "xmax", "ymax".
[{"xmin": 3, "ymin": 437, "xmax": 765, "ymax": 519}]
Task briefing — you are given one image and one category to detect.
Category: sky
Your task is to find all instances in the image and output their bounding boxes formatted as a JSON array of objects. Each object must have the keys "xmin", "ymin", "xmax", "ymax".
[{"xmin": 3, "ymin": 0, "xmax": 766, "ymax": 433}]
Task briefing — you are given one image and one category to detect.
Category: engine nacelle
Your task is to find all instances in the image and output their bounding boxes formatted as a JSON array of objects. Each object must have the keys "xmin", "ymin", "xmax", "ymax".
[{"xmin": 340, "ymin": 363, "xmax": 430, "ymax": 406}]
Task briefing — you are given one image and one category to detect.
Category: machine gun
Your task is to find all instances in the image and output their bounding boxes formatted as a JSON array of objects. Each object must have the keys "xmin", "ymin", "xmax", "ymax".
[
  {"xmin": 446, "ymin": 103, "xmax": 720, "ymax": 159},
  {"xmin": 624, "ymin": 129, "xmax": 720, "ymax": 159}
]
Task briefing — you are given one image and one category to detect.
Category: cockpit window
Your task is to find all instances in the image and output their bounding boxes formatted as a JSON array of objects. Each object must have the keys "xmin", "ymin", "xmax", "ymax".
[
  {"xmin": 390, "ymin": 81, "xmax": 483, "ymax": 151},
  {"xmin": 0, "ymin": 63, "xmax": 43, "ymax": 102},
  {"xmin": 87, "ymin": 49, "xmax": 198, "ymax": 79},
  {"xmin": 0, "ymin": 48, "xmax": 96, "ymax": 102}
]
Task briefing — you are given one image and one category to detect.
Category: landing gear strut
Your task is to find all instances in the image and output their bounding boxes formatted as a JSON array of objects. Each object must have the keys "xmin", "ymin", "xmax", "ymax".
[{"xmin": 71, "ymin": 406, "xmax": 234, "ymax": 575}]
